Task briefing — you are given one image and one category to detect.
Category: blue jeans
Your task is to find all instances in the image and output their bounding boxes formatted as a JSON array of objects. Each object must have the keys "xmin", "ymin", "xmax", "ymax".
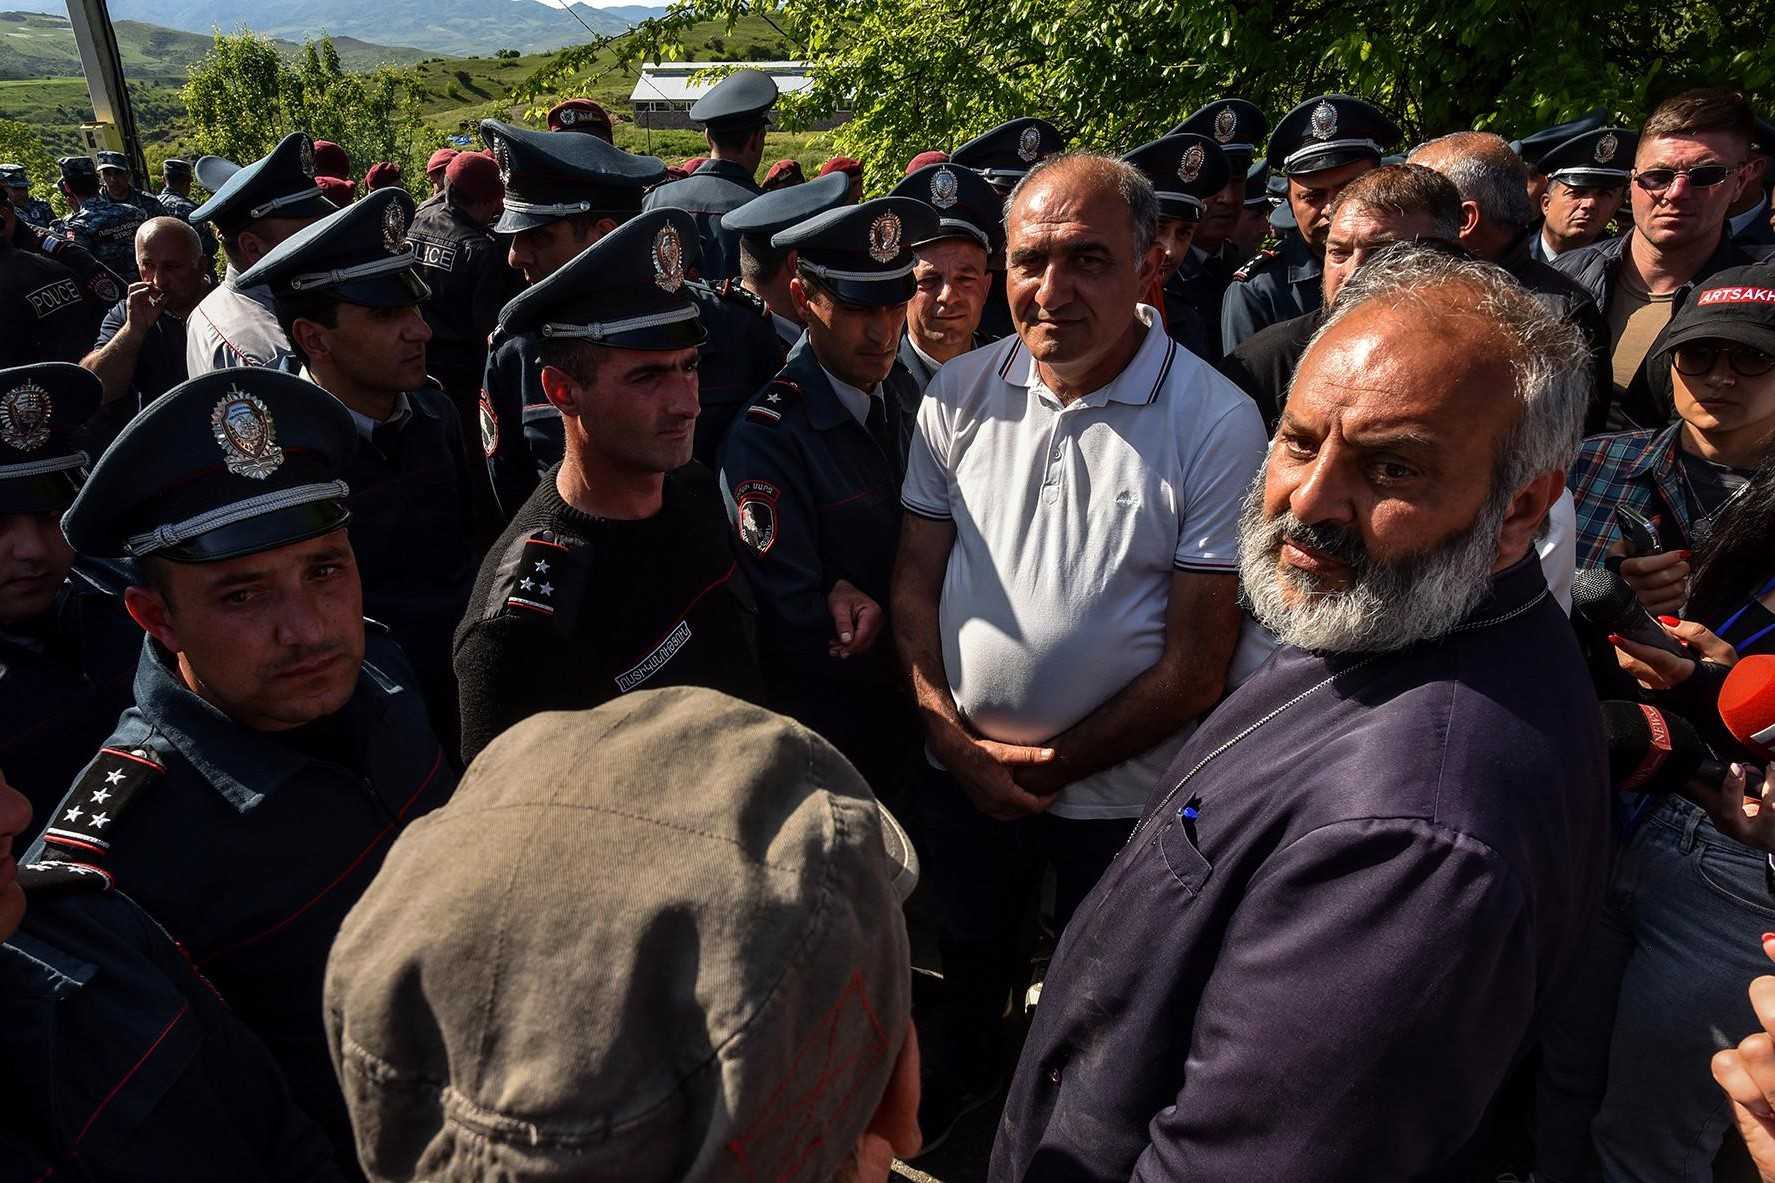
[{"xmin": 1536, "ymin": 795, "xmax": 1775, "ymax": 1182}]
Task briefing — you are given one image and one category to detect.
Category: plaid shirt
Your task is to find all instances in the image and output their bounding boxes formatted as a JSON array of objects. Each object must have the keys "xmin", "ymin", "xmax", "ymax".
[{"xmin": 1566, "ymin": 422, "xmax": 1693, "ymax": 568}]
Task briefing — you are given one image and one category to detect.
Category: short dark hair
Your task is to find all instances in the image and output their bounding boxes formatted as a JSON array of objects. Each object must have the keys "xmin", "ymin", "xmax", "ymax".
[
  {"xmin": 63, "ymin": 173, "xmax": 99, "ymax": 199},
  {"xmin": 1641, "ymin": 87, "xmax": 1755, "ymax": 155},
  {"xmin": 139, "ymin": 554, "xmax": 177, "ymax": 609},
  {"xmin": 275, "ymin": 290, "xmax": 344, "ymax": 367},
  {"xmin": 537, "ymin": 337, "xmax": 605, "ymax": 388},
  {"xmin": 1329, "ymin": 163, "xmax": 1464, "ymax": 240},
  {"xmin": 739, "ymin": 235, "xmax": 789, "ymax": 286},
  {"xmin": 707, "ymin": 122, "xmax": 762, "ymax": 155}
]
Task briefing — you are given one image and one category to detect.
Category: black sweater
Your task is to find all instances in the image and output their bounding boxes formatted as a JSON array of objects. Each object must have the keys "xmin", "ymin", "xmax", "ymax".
[{"xmin": 452, "ymin": 463, "xmax": 764, "ymax": 760}]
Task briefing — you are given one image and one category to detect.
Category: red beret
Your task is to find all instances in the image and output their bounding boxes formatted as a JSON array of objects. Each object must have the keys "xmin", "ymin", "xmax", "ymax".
[
  {"xmin": 426, "ymin": 148, "xmax": 459, "ymax": 177},
  {"xmin": 312, "ymin": 140, "xmax": 351, "ymax": 181},
  {"xmin": 761, "ymin": 159, "xmax": 805, "ymax": 189},
  {"xmin": 904, "ymin": 150, "xmax": 949, "ymax": 175},
  {"xmin": 661, "ymin": 165, "xmax": 689, "ymax": 182},
  {"xmin": 364, "ymin": 161, "xmax": 402, "ymax": 190},
  {"xmin": 547, "ymin": 98, "xmax": 613, "ymax": 141},
  {"xmin": 315, "ymin": 175, "xmax": 356, "ymax": 207},
  {"xmin": 444, "ymin": 149, "xmax": 503, "ymax": 205},
  {"xmin": 818, "ymin": 156, "xmax": 862, "ymax": 178},
  {"xmin": 681, "ymin": 157, "xmax": 708, "ymax": 174}
]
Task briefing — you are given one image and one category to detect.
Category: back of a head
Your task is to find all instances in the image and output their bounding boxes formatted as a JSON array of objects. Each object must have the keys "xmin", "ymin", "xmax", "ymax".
[
  {"xmin": 444, "ymin": 149, "xmax": 503, "ymax": 210},
  {"xmin": 325, "ymin": 687, "xmax": 914, "ymax": 1183},
  {"xmin": 1409, "ymin": 130, "xmax": 1533, "ymax": 231},
  {"xmin": 1641, "ymin": 87, "xmax": 1755, "ymax": 155},
  {"xmin": 1309, "ymin": 241, "xmax": 1590, "ymax": 488},
  {"xmin": 1328, "ymin": 162, "xmax": 1464, "ymax": 241}
]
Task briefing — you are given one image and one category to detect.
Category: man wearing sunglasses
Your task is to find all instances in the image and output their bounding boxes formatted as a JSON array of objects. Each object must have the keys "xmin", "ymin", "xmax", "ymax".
[{"xmin": 1554, "ymin": 88, "xmax": 1775, "ymax": 430}]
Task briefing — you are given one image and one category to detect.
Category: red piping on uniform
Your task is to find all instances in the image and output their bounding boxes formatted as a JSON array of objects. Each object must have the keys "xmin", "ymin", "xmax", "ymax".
[
  {"xmin": 624, "ymin": 563, "xmax": 738, "ymax": 663},
  {"xmin": 819, "ymin": 490, "xmax": 874, "ymax": 511},
  {"xmin": 196, "ymin": 748, "xmax": 446, "ymax": 966},
  {"xmin": 71, "ymin": 1003, "xmax": 190, "ymax": 1148}
]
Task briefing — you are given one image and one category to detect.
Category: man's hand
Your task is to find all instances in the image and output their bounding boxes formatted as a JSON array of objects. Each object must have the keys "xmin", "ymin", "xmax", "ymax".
[
  {"xmin": 1616, "ymin": 548, "xmax": 1691, "ymax": 616},
  {"xmin": 123, "ymin": 281, "xmax": 165, "ymax": 333},
  {"xmin": 1712, "ymin": 935, "xmax": 1775, "ymax": 1182},
  {"xmin": 828, "ymin": 578, "xmax": 883, "ymax": 659},
  {"xmin": 936, "ymin": 729, "xmax": 1059, "ymax": 821}
]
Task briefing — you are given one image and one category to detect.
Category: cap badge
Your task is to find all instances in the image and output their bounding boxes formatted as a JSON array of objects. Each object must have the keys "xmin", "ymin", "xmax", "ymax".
[
  {"xmin": 0, "ymin": 381, "xmax": 52, "ymax": 452},
  {"xmin": 1179, "ymin": 142, "xmax": 1206, "ymax": 184},
  {"xmin": 382, "ymin": 200, "xmax": 408, "ymax": 254},
  {"xmin": 559, "ymin": 107, "xmax": 577, "ymax": 126},
  {"xmin": 1017, "ymin": 125, "xmax": 1042, "ymax": 163},
  {"xmin": 868, "ymin": 211, "xmax": 903, "ymax": 263},
  {"xmin": 298, "ymin": 136, "xmax": 315, "ymax": 179},
  {"xmin": 210, "ymin": 389, "xmax": 284, "ymax": 480},
  {"xmin": 1310, "ymin": 99, "xmax": 1338, "ymax": 141},
  {"xmin": 930, "ymin": 165, "xmax": 959, "ymax": 210},
  {"xmin": 492, "ymin": 136, "xmax": 513, "ymax": 186},
  {"xmin": 1595, "ymin": 132, "xmax": 1619, "ymax": 164},
  {"xmin": 652, "ymin": 223, "xmax": 685, "ymax": 292},
  {"xmin": 1214, "ymin": 105, "xmax": 1238, "ymax": 143}
]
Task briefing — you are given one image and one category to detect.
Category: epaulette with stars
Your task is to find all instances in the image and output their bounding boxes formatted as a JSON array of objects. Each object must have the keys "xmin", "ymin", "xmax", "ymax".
[
  {"xmin": 715, "ymin": 278, "xmax": 769, "ymax": 317},
  {"xmin": 744, "ymin": 379, "xmax": 802, "ymax": 427},
  {"xmin": 30, "ymin": 744, "xmax": 166, "ymax": 887},
  {"xmin": 483, "ymin": 528, "xmax": 588, "ymax": 632},
  {"xmin": 1232, "ymin": 246, "xmax": 1280, "ymax": 284}
]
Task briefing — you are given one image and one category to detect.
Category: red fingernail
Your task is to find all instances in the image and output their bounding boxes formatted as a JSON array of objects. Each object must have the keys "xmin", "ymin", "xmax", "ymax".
[
  {"xmin": 1679, "ymin": 550, "xmax": 1693, "ymax": 559},
  {"xmin": 1659, "ymin": 615, "xmax": 1681, "ymax": 626},
  {"xmin": 1607, "ymin": 634, "xmax": 1625, "ymax": 646},
  {"xmin": 1762, "ymin": 933, "xmax": 1775, "ymax": 943}
]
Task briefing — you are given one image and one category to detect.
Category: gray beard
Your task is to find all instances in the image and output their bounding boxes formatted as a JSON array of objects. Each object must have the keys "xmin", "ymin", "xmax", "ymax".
[{"xmin": 1237, "ymin": 480, "xmax": 1510, "ymax": 655}]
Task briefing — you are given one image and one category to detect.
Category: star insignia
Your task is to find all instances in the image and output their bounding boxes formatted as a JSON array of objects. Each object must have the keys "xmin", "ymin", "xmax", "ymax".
[
  {"xmin": 90, "ymin": 787, "xmax": 112, "ymax": 804},
  {"xmin": 90, "ymin": 812, "xmax": 111, "ymax": 829},
  {"xmin": 766, "ymin": 392, "xmax": 782, "ymax": 404},
  {"xmin": 63, "ymin": 805, "xmax": 84, "ymax": 823},
  {"xmin": 534, "ymin": 559, "xmax": 550, "ymax": 574},
  {"xmin": 519, "ymin": 577, "xmax": 535, "ymax": 591},
  {"xmin": 539, "ymin": 582, "xmax": 554, "ymax": 596},
  {"xmin": 105, "ymin": 769, "xmax": 125, "ymax": 785}
]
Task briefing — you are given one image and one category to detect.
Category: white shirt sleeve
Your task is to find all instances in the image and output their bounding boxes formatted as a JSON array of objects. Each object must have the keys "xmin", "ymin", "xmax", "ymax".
[
  {"xmin": 900, "ymin": 368, "xmax": 956, "ymax": 520},
  {"xmin": 1174, "ymin": 392, "xmax": 1267, "ymax": 571},
  {"xmin": 1537, "ymin": 488, "xmax": 1578, "ymax": 615}
]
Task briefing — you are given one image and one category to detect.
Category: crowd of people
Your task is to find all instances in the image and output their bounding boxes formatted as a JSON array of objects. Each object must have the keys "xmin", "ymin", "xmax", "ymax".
[{"xmin": 6, "ymin": 66, "xmax": 1775, "ymax": 1182}]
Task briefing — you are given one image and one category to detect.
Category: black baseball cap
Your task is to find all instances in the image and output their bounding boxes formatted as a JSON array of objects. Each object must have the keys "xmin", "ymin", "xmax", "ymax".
[{"xmin": 1653, "ymin": 266, "xmax": 1775, "ymax": 361}]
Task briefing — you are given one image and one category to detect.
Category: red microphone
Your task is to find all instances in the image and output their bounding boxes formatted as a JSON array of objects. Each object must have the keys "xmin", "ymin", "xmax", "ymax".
[{"xmin": 1719, "ymin": 654, "xmax": 1775, "ymax": 761}]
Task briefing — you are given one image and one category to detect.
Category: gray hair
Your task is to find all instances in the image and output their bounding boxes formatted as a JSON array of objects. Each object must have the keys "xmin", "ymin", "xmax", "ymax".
[
  {"xmin": 1410, "ymin": 131, "xmax": 1535, "ymax": 230},
  {"xmin": 1307, "ymin": 241, "xmax": 1590, "ymax": 493},
  {"xmin": 136, "ymin": 215, "xmax": 201, "ymax": 257},
  {"xmin": 1004, "ymin": 151, "xmax": 1159, "ymax": 259}
]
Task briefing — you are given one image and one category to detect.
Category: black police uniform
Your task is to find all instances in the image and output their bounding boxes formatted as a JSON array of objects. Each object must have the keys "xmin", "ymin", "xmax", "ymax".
[
  {"xmin": 1222, "ymin": 95, "xmax": 1399, "ymax": 354},
  {"xmin": 406, "ymin": 194, "xmax": 522, "ymax": 414},
  {"xmin": 454, "ymin": 210, "xmax": 765, "ymax": 761},
  {"xmin": 722, "ymin": 169, "xmax": 852, "ymax": 325},
  {"xmin": 95, "ymin": 153, "xmax": 167, "ymax": 220},
  {"xmin": 717, "ymin": 197, "xmax": 935, "ymax": 790},
  {"xmin": 476, "ymin": 119, "xmax": 783, "ymax": 512},
  {"xmin": 3, "ymin": 866, "xmax": 345, "ymax": 1181},
  {"xmin": 9, "ymin": 212, "xmax": 125, "ymax": 327},
  {"xmin": 237, "ymin": 187, "xmax": 493, "ymax": 738},
  {"xmin": 25, "ymin": 369, "xmax": 460, "ymax": 1176},
  {"xmin": 0, "ymin": 365, "xmax": 139, "ymax": 839},
  {"xmin": 0, "ymin": 236, "xmax": 94, "ymax": 365},
  {"xmin": 1220, "ymin": 306, "xmax": 1322, "ymax": 431},
  {"xmin": 953, "ymin": 118, "xmax": 1065, "ymax": 343},
  {"xmin": 641, "ymin": 69, "xmax": 778, "ymax": 282},
  {"xmin": 1164, "ymin": 101, "xmax": 1269, "ymax": 364}
]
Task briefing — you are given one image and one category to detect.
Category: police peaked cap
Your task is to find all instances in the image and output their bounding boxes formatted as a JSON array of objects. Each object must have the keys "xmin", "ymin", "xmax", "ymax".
[
  {"xmin": 1123, "ymin": 134, "xmax": 1231, "ymax": 222},
  {"xmin": 689, "ymin": 69, "xmax": 778, "ymax": 131},
  {"xmin": 1267, "ymin": 95, "xmax": 1399, "ymax": 177},
  {"xmin": 1169, "ymin": 99, "xmax": 1268, "ymax": 169},
  {"xmin": 888, "ymin": 162, "xmax": 1003, "ymax": 252},
  {"xmin": 772, "ymin": 196, "xmax": 938, "ymax": 306},
  {"xmin": 723, "ymin": 172, "xmax": 852, "ymax": 243},
  {"xmin": 63, "ymin": 369, "xmax": 358, "ymax": 563},
  {"xmin": 497, "ymin": 208, "xmax": 708, "ymax": 352},
  {"xmin": 1540, "ymin": 128, "xmax": 1638, "ymax": 188},
  {"xmin": 236, "ymin": 187, "xmax": 428, "ymax": 309},
  {"xmin": 0, "ymin": 363, "xmax": 101, "ymax": 515},
  {"xmin": 1513, "ymin": 111, "xmax": 1607, "ymax": 170},
  {"xmin": 480, "ymin": 119, "xmax": 665, "ymax": 235},
  {"xmin": 189, "ymin": 133, "xmax": 336, "ymax": 233},
  {"xmin": 951, "ymin": 118, "xmax": 1064, "ymax": 183}
]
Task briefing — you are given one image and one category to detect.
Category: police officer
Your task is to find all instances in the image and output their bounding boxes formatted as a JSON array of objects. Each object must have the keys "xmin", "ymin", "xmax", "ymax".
[
  {"xmin": 1514, "ymin": 110, "xmax": 1606, "ymax": 209},
  {"xmin": 185, "ymin": 133, "xmax": 335, "ymax": 374},
  {"xmin": 1122, "ymin": 133, "xmax": 1232, "ymax": 360},
  {"xmin": 1231, "ymin": 159, "xmax": 1276, "ymax": 261},
  {"xmin": 1221, "ymin": 94, "xmax": 1399, "ymax": 353},
  {"xmin": 1731, "ymin": 117, "xmax": 1775, "ymax": 247},
  {"xmin": 3, "ymin": 186, "xmax": 121, "ymax": 350},
  {"xmin": 718, "ymin": 196, "xmax": 936, "ymax": 791},
  {"xmin": 405, "ymin": 148, "xmax": 522, "ymax": 424},
  {"xmin": 237, "ymin": 187, "xmax": 492, "ymax": 739},
  {"xmin": 0, "ymin": 197, "xmax": 97, "ymax": 366},
  {"xmin": 24, "ymin": 368, "xmax": 460, "ymax": 1174},
  {"xmin": 721, "ymin": 170, "xmax": 853, "ymax": 348},
  {"xmin": 154, "ymin": 156, "xmax": 220, "ymax": 271},
  {"xmin": 53, "ymin": 154, "xmax": 146, "ymax": 283},
  {"xmin": 889, "ymin": 159, "xmax": 1003, "ymax": 390},
  {"xmin": 479, "ymin": 119, "xmax": 783, "ymax": 512},
  {"xmin": 642, "ymin": 68, "xmax": 777, "ymax": 281},
  {"xmin": 95, "ymin": 150, "xmax": 166, "ymax": 219},
  {"xmin": 1, "ymin": 163, "xmax": 54, "ymax": 229},
  {"xmin": 547, "ymin": 96, "xmax": 615, "ymax": 142},
  {"xmin": 1165, "ymin": 99, "xmax": 1268, "ymax": 365},
  {"xmin": 453, "ymin": 210, "xmax": 765, "ymax": 761},
  {"xmin": 4, "ymin": 770, "xmax": 345, "ymax": 1182},
  {"xmin": 1532, "ymin": 126, "xmax": 1637, "ymax": 261},
  {"xmin": 951, "ymin": 117, "xmax": 1064, "ymax": 341},
  {"xmin": 0, "ymin": 364, "xmax": 138, "ymax": 836}
]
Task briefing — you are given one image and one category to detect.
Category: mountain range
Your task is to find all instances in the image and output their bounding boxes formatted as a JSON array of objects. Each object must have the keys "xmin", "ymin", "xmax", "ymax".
[{"xmin": 0, "ymin": 0, "xmax": 669, "ymax": 57}]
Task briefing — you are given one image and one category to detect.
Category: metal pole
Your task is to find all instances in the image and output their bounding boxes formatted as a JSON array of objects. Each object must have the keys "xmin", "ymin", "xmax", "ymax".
[{"xmin": 63, "ymin": 0, "xmax": 148, "ymax": 185}]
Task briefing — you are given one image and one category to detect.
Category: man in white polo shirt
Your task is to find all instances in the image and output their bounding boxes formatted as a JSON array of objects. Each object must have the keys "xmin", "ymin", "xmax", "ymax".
[{"xmin": 892, "ymin": 152, "xmax": 1266, "ymax": 1149}]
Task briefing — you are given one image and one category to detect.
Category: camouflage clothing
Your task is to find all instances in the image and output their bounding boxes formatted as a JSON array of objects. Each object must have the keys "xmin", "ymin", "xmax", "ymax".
[
  {"xmin": 54, "ymin": 196, "xmax": 147, "ymax": 282},
  {"xmin": 155, "ymin": 185, "xmax": 219, "ymax": 270},
  {"xmin": 12, "ymin": 195, "xmax": 54, "ymax": 229}
]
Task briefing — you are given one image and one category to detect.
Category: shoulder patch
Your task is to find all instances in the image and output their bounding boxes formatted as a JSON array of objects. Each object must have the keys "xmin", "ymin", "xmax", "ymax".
[
  {"xmin": 478, "ymin": 389, "xmax": 499, "ymax": 459},
  {"xmin": 486, "ymin": 530, "xmax": 586, "ymax": 629},
  {"xmin": 734, "ymin": 479, "xmax": 781, "ymax": 557},
  {"xmin": 37, "ymin": 745, "xmax": 166, "ymax": 865},
  {"xmin": 1232, "ymin": 247, "xmax": 1280, "ymax": 284}
]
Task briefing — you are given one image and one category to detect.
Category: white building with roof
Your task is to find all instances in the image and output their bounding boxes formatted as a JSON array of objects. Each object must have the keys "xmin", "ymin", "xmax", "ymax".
[{"xmin": 628, "ymin": 61, "xmax": 847, "ymax": 129}]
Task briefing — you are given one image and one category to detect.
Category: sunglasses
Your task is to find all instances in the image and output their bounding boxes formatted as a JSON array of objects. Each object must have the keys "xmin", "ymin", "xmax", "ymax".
[
  {"xmin": 1673, "ymin": 341, "xmax": 1775, "ymax": 377},
  {"xmin": 1632, "ymin": 163, "xmax": 1742, "ymax": 192}
]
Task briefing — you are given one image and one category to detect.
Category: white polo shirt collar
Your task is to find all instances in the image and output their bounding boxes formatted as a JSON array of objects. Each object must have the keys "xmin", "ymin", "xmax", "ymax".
[{"xmin": 997, "ymin": 305, "xmax": 1176, "ymax": 411}]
